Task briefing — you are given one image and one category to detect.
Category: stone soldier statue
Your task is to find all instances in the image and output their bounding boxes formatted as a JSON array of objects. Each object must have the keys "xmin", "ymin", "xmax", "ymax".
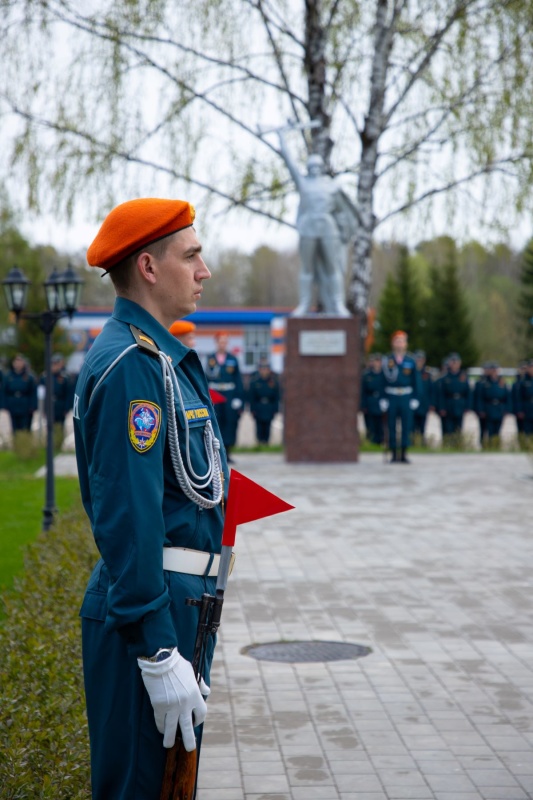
[{"xmin": 275, "ymin": 122, "xmax": 357, "ymax": 317}]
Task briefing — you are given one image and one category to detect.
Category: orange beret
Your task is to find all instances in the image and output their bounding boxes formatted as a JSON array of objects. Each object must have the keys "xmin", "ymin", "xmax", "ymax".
[
  {"xmin": 391, "ymin": 329, "xmax": 407, "ymax": 341},
  {"xmin": 87, "ymin": 198, "xmax": 195, "ymax": 270},
  {"xmin": 169, "ymin": 319, "xmax": 196, "ymax": 337},
  {"xmin": 214, "ymin": 329, "xmax": 229, "ymax": 339}
]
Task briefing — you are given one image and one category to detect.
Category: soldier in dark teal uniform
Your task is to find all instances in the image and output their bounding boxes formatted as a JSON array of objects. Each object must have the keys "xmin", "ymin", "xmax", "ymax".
[
  {"xmin": 380, "ymin": 330, "xmax": 421, "ymax": 463},
  {"xmin": 74, "ymin": 198, "xmax": 229, "ymax": 800},
  {"xmin": 436, "ymin": 353, "xmax": 471, "ymax": 442},
  {"xmin": 412, "ymin": 350, "xmax": 433, "ymax": 444},
  {"xmin": 475, "ymin": 361, "xmax": 510, "ymax": 446},
  {"xmin": 204, "ymin": 330, "xmax": 244, "ymax": 462},
  {"xmin": 472, "ymin": 362, "xmax": 491, "ymax": 445},
  {"xmin": 518, "ymin": 358, "xmax": 533, "ymax": 436},
  {"xmin": 39, "ymin": 352, "xmax": 74, "ymax": 433},
  {"xmin": 360, "ymin": 353, "xmax": 385, "ymax": 445},
  {"xmin": 247, "ymin": 357, "xmax": 281, "ymax": 445},
  {"xmin": 512, "ymin": 360, "xmax": 527, "ymax": 435},
  {"xmin": 4, "ymin": 353, "xmax": 37, "ymax": 432}
]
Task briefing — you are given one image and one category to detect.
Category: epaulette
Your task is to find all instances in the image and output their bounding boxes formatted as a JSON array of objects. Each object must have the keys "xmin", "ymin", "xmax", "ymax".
[{"xmin": 130, "ymin": 324, "xmax": 160, "ymax": 358}]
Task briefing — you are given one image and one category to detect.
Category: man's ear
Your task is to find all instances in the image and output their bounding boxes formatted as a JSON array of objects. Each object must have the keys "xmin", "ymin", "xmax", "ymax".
[{"xmin": 136, "ymin": 252, "xmax": 157, "ymax": 285}]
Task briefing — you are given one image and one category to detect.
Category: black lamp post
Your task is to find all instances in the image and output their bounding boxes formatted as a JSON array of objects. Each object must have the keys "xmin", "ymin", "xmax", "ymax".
[{"xmin": 2, "ymin": 263, "xmax": 83, "ymax": 531}]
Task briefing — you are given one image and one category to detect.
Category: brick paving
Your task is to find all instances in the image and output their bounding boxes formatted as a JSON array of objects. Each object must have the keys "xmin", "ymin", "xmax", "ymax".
[
  {"xmin": 5, "ymin": 407, "xmax": 532, "ymax": 799},
  {"xmin": 197, "ymin": 451, "xmax": 533, "ymax": 800}
]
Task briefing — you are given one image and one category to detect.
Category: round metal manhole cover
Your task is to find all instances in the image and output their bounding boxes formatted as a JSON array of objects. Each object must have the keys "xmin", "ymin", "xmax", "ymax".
[{"xmin": 242, "ymin": 640, "xmax": 372, "ymax": 663}]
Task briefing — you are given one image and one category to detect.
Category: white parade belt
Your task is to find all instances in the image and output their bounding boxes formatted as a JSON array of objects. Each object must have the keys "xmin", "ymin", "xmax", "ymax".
[
  {"xmin": 163, "ymin": 547, "xmax": 235, "ymax": 577},
  {"xmin": 385, "ymin": 387, "xmax": 413, "ymax": 396}
]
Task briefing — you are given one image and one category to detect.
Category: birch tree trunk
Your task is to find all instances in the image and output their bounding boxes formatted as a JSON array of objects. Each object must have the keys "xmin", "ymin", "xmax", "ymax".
[{"xmin": 349, "ymin": 0, "xmax": 397, "ymax": 332}]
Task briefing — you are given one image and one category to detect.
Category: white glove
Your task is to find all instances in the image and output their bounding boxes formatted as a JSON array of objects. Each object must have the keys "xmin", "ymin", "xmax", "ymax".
[
  {"xmin": 137, "ymin": 648, "xmax": 209, "ymax": 750},
  {"xmin": 409, "ymin": 398, "xmax": 420, "ymax": 410},
  {"xmin": 230, "ymin": 398, "xmax": 243, "ymax": 410},
  {"xmin": 379, "ymin": 398, "xmax": 389, "ymax": 412}
]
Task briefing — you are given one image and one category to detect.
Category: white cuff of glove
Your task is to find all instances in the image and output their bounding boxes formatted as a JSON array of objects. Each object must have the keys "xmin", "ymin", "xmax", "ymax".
[
  {"xmin": 379, "ymin": 399, "xmax": 389, "ymax": 412},
  {"xmin": 409, "ymin": 398, "xmax": 420, "ymax": 410},
  {"xmin": 231, "ymin": 398, "xmax": 243, "ymax": 410},
  {"xmin": 137, "ymin": 648, "xmax": 208, "ymax": 750}
]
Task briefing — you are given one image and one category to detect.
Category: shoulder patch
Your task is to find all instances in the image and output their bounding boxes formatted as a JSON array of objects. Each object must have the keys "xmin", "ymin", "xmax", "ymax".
[
  {"xmin": 130, "ymin": 324, "xmax": 160, "ymax": 358},
  {"xmin": 129, "ymin": 401, "xmax": 162, "ymax": 453}
]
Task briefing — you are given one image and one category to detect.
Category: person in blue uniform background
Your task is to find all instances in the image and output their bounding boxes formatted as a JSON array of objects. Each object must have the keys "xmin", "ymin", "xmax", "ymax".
[
  {"xmin": 74, "ymin": 198, "xmax": 229, "ymax": 800},
  {"xmin": 474, "ymin": 361, "xmax": 510, "ymax": 447},
  {"xmin": 39, "ymin": 352, "xmax": 74, "ymax": 435},
  {"xmin": 512, "ymin": 360, "xmax": 527, "ymax": 436},
  {"xmin": 380, "ymin": 330, "xmax": 421, "ymax": 463},
  {"xmin": 247, "ymin": 357, "xmax": 281, "ymax": 445},
  {"xmin": 204, "ymin": 330, "xmax": 244, "ymax": 463},
  {"xmin": 412, "ymin": 350, "xmax": 433, "ymax": 445},
  {"xmin": 517, "ymin": 358, "xmax": 533, "ymax": 437},
  {"xmin": 4, "ymin": 353, "xmax": 37, "ymax": 433},
  {"xmin": 435, "ymin": 352, "xmax": 471, "ymax": 443},
  {"xmin": 360, "ymin": 353, "xmax": 385, "ymax": 445}
]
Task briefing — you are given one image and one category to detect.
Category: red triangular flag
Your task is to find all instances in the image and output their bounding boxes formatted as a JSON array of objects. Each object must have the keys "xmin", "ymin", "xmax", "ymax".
[
  {"xmin": 222, "ymin": 469, "xmax": 294, "ymax": 546},
  {"xmin": 209, "ymin": 389, "xmax": 227, "ymax": 404}
]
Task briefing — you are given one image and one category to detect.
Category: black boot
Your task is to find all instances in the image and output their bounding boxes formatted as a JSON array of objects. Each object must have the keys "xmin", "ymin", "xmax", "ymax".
[
  {"xmin": 390, "ymin": 450, "xmax": 398, "ymax": 463},
  {"xmin": 400, "ymin": 448, "xmax": 410, "ymax": 463}
]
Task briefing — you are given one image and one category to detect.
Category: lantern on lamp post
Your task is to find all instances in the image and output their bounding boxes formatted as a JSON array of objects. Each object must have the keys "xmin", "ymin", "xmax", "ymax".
[{"xmin": 2, "ymin": 263, "xmax": 83, "ymax": 531}]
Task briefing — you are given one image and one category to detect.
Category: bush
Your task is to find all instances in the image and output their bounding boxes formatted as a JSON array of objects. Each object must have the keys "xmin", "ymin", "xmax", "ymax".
[
  {"xmin": 0, "ymin": 503, "xmax": 97, "ymax": 799},
  {"xmin": 12, "ymin": 430, "xmax": 41, "ymax": 461}
]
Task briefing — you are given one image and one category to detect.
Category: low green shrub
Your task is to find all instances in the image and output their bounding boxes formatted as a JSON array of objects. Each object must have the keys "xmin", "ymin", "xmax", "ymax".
[
  {"xmin": 0, "ymin": 503, "xmax": 97, "ymax": 799},
  {"xmin": 12, "ymin": 431, "xmax": 42, "ymax": 461}
]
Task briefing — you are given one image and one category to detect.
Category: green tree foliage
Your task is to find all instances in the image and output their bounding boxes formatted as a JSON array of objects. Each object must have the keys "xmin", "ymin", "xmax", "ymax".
[
  {"xmin": 242, "ymin": 247, "xmax": 298, "ymax": 308},
  {"xmin": 374, "ymin": 245, "xmax": 424, "ymax": 352},
  {"xmin": 2, "ymin": 0, "xmax": 533, "ymax": 318},
  {"xmin": 518, "ymin": 239, "xmax": 533, "ymax": 349},
  {"xmin": 396, "ymin": 246, "xmax": 424, "ymax": 351},
  {"xmin": 0, "ymin": 210, "xmax": 76, "ymax": 374},
  {"xmin": 374, "ymin": 272, "xmax": 403, "ymax": 353},
  {"xmin": 425, "ymin": 258, "xmax": 479, "ymax": 368}
]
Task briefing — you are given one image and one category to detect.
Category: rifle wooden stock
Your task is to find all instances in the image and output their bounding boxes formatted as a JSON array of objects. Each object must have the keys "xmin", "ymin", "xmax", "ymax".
[
  {"xmin": 159, "ymin": 592, "xmax": 220, "ymax": 800},
  {"xmin": 160, "ymin": 737, "xmax": 197, "ymax": 800}
]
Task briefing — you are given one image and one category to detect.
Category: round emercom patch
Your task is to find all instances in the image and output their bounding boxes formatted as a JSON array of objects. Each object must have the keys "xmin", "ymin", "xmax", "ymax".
[{"xmin": 242, "ymin": 640, "xmax": 372, "ymax": 663}]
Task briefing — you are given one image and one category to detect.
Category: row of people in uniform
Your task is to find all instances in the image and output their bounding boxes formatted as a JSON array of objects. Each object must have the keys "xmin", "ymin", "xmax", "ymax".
[
  {"xmin": 0, "ymin": 352, "xmax": 75, "ymax": 435},
  {"xmin": 170, "ymin": 323, "xmax": 281, "ymax": 459},
  {"xmin": 360, "ymin": 329, "xmax": 533, "ymax": 462}
]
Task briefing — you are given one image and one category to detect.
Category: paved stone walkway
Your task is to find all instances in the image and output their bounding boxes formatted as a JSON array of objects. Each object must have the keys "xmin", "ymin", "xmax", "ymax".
[
  {"xmin": 9, "ymin": 412, "xmax": 532, "ymax": 800},
  {"xmin": 197, "ymin": 452, "xmax": 533, "ymax": 800}
]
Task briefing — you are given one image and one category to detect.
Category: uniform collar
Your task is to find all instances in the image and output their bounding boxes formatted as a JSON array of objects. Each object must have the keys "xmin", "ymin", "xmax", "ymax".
[{"xmin": 112, "ymin": 296, "xmax": 190, "ymax": 364}]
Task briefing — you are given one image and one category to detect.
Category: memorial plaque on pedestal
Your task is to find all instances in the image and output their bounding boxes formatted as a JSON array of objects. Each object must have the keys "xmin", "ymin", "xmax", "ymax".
[{"xmin": 284, "ymin": 316, "xmax": 360, "ymax": 462}]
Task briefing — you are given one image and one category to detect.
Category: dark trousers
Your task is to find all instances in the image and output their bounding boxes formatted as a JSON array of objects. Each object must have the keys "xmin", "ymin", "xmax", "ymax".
[
  {"xmin": 412, "ymin": 412, "xmax": 427, "ymax": 437},
  {"xmin": 365, "ymin": 413, "xmax": 384, "ymax": 445},
  {"xmin": 442, "ymin": 414, "xmax": 464, "ymax": 436},
  {"xmin": 81, "ymin": 568, "xmax": 216, "ymax": 800},
  {"xmin": 387, "ymin": 395, "xmax": 412, "ymax": 451},
  {"xmin": 10, "ymin": 412, "xmax": 33, "ymax": 432},
  {"xmin": 255, "ymin": 418, "xmax": 273, "ymax": 444}
]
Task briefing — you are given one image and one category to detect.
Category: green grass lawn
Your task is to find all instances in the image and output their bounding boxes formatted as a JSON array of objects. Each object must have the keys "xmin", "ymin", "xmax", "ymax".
[{"xmin": 0, "ymin": 451, "xmax": 81, "ymax": 590}]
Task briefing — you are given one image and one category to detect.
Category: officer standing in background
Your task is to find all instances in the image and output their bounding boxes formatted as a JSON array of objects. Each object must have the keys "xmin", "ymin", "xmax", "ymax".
[
  {"xmin": 39, "ymin": 353, "xmax": 74, "ymax": 435},
  {"xmin": 512, "ymin": 360, "xmax": 527, "ymax": 435},
  {"xmin": 204, "ymin": 330, "xmax": 244, "ymax": 463},
  {"xmin": 472, "ymin": 362, "xmax": 491, "ymax": 445},
  {"xmin": 474, "ymin": 361, "xmax": 510, "ymax": 446},
  {"xmin": 360, "ymin": 353, "xmax": 384, "ymax": 445},
  {"xmin": 247, "ymin": 357, "xmax": 281, "ymax": 445},
  {"xmin": 169, "ymin": 319, "xmax": 197, "ymax": 349},
  {"xmin": 4, "ymin": 353, "xmax": 37, "ymax": 433},
  {"xmin": 436, "ymin": 353, "xmax": 471, "ymax": 442},
  {"xmin": 413, "ymin": 350, "xmax": 433, "ymax": 444},
  {"xmin": 74, "ymin": 197, "xmax": 228, "ymax": 800},
  {"xmin": 518, "ymin": 358, "xmax": 533, "ymax": 436},
  {"xmin": 381, "ymin": 330, "xmax": 421, "ymax": 463}
]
